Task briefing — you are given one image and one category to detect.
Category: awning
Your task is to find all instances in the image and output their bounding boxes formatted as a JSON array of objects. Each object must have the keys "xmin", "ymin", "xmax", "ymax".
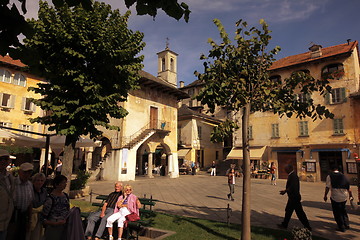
[
  {"xmin": 36, "ymin": 135, "xmax": 102, "ymax": 149},
  {"xmin": 226, "ymin": 146, "xmax": 266, "ymax": 160},
  {"xmin": 311, "ymin": 148, "xmax": 350, "ymax": 158},
  {"xmin": 178, "ymin": 149, "xmax": 190, "ymax": 158},
  {"xmin": 0, "ymin": 129, "xmax": 42, "ymax": 147}
]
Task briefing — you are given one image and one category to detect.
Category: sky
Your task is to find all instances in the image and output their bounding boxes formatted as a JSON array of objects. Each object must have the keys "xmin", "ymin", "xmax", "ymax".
[{"xmin": 21, "ymin": 0, "xmax": 360, "ymax": 87}]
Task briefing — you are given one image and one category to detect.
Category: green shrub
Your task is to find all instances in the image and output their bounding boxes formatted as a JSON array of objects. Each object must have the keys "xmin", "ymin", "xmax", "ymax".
[{"xmin": 70, "ymin": 170, "xmax": 91, "ymax": 190}]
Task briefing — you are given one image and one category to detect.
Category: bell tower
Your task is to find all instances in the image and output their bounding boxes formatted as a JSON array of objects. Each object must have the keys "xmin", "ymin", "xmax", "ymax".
[{"xmin": 157, "ymin": 39, "xmax": 178, "ymax": 87}]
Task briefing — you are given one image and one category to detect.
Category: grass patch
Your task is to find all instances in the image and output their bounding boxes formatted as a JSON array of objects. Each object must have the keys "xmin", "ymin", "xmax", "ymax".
[{"xmin": 70, "ymin": 200, "xmax": 328, "ymax": 240}]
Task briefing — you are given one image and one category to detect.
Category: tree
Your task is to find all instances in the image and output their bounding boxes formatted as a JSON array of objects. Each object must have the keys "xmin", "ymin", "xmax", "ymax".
[
  {"xmin": 20, "ymin": 1, "xmax": 145, "ymax": 192},
  {"xmin": 0, "ymin": 0, "xmax": 190, "ymax": 56},
  {"xmin": 195, "ymin": 19, "xmax": 333, "ymax": 240}
]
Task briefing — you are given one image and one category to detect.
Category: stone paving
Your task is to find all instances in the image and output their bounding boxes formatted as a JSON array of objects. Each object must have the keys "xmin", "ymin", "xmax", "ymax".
[{"xmin": 87, "ymin": 173, "xmax": 360, "ymax": 240}]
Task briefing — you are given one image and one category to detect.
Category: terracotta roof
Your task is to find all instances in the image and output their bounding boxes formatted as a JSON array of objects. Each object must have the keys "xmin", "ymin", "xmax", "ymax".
[
  {"xmin": 269, "ymin": 41, "xmax": 358, "ymax": 71},
  {"xmin": 180, "ymin": 79, "xmax": 205, "ymax": 90},
  {"xmin": 0, "ymin": 55, "xmax": 26, "ymax": 68},
  {"xmin": 178, "ymin": 104, "xmax": 222, "ymax": 124}
]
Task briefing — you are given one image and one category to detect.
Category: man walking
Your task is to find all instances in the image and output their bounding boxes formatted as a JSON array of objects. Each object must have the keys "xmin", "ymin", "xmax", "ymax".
[
  {"xmin": 278, "ymin": 164, "xmax": 311, "ymax": 231},
  {"xmin": 85, "ymin": 182, "xmax": 123, "ymax": 240},
  {"xmin": 226, "ymin": 164, "xmax": 240, "ymax": 201},
  {"xmin": 324, "ymin": 165, "xmax": 353, "ymax": 232}
]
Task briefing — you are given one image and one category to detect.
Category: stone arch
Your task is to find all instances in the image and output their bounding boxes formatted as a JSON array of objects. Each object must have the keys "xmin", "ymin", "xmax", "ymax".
[{"xmin": 92, "ymin": 137, "xmax": 112, "ymax": 169}]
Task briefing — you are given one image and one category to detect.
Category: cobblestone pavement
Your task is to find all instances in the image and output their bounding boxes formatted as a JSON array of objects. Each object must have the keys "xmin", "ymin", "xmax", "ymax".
[{"xmin": 87, "ymin": 173, "xmax": 360, "ymax": 240}]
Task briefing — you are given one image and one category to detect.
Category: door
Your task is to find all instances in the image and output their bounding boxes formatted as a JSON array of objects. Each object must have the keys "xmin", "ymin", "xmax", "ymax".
[
  {"xmin": 277, "ymin": 152, "xmax": 297, "ymax": 179},
  {"xmin": 150, "ymin": 106, "xmax": 158, "ymax": 129},
  {"xmin": 319, "ymin": 151, "xmax": 343, "ymax": 181}
]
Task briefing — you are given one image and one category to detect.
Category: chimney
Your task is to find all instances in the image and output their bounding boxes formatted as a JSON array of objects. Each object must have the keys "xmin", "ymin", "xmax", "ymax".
[
  {"xmin": 347, "ymin": 39, "xmax": 351, "ymax": 45},
  {"xmin": 179, "ymin": 81, "xmax": 184, "ymax": 88},
  {"xmin": 309, "ymin": 44, "xmax": 322, "ymax": 58}
]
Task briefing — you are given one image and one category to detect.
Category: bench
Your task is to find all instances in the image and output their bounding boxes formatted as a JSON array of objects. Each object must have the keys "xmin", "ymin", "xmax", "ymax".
[{"xmin": 82, "ymin": 194, "xmax": 157, "ymax": 240}]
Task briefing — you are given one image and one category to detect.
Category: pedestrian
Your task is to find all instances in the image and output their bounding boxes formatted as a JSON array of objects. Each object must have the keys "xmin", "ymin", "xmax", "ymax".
[
  {"xmin": 270, "ymin": 162, "xmax": 277, "ymax": 185},
  {"xmin": 278, "ymin": 164, "xmax": 311, "ymax": 231},
  {"xmin": 191, "ymin": 162, "xmax": 196, "ymax": 175},
  {"xmin": 226, "ymin": 164, "xmax": 240, "ymax": 201},
  {"xmin": 210, "ymin": 161, "xmax": 216, "ymax": 176},
  {"xmin": 7, "ymin": 162, "xmax": 34, "ymax": 240},
  {"xmin": 41, "ymin": 175, "xmax": 70, "ymax": 240},
  {"xmin": 55, "ymin": 159, "xmax": 62, "ymax": 177},
  {"xmin": 0, "ymin": 149, "xmax": 15, "ymax": 240},
  {"xmin": 29, "ymin": 173, "xmax": 48, "ymax": 240},
  {"xmin": 106, "ymin": 185, "xmax": 141, "ymax": 240},
  {"xmin": 323, "ymin": 165, "xmax": 354, "ymax": 232},
  {"xmin": 85, "ymin": 182, "xmax": 123, "ymax": 240},
  {"xmin": 41, "ymin": 160, "xmax": 53, "ymax": 177}
]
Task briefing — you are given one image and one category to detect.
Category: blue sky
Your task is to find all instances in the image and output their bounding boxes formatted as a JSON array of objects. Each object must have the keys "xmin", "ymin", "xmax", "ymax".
[{"xmin": 24, "ymin": 0, "xmax": 360, "ymax": 86}]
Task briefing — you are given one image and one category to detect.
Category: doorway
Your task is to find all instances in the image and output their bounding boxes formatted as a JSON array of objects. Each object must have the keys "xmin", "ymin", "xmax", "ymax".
[
  {"xmin": 150, "ymin": 106, "xmax": 158, "ymax": 129},
  {"xmin": 319, "ymin": 151, "xmax": 343, "ymax": 181},
  {"xmin": 277, "ymin": 152, "xmax": 297, "ymax": 179}
]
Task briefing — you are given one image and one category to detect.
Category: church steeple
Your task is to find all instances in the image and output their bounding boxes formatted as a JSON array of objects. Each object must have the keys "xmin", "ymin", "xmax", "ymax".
[{"xmin": 157, "ymin": 39, "xmax": 178, "ymax": 87}]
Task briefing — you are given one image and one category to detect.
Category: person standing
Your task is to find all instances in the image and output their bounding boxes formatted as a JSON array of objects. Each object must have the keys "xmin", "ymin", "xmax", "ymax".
[
  {"xmin": 278, "ymin": 164, "xmax": 311, "ymax": 231},
  {"xmin": 85, "ymin": 182, "xmax": 123, "ymax": 240},
  {"xmin": 0, "ymin": 150, "xmax": 15, "ymax": 240},
  {"xmin": 210, "ymin": 161, "xmax": 216, "ymax": 176},
  {"xmin": 55, "ymin": 159, "xmax": 62, "ymax": 177},
  {"xmin": 29, "ymin": 173, "xmax": 48, "ymax": 240},
  {"xmin": 41, "ymin": 175, "xmax": 70, "ymax": 240},
  {"xmin": 270, "ymin": 162, "xmax": 277, "ymax": 185},
  {"xmin": 323, "ymin": 165, "xmax": 353, "ymax": 232},
  {"xmin": 226, "ymin": 164, "xmax": 240, "ymax": 201}
]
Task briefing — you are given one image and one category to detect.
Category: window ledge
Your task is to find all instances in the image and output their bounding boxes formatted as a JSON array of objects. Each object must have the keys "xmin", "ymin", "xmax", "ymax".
[
  {"xmin": 332, "ymin": 133, "xmax": 345, "ymax": 136},
  {"xmin": 298, "ymin": 135, "xmax": 309, "ymax": 137},
  {"xmin": 271, "ymin": 136, "xmax": 280, "ymax": 139}
]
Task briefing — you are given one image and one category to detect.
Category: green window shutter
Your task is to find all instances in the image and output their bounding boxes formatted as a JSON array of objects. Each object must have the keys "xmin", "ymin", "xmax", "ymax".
[{"xmin": 341, "ymin": 88, "xmax": 346, "ymax": 102}]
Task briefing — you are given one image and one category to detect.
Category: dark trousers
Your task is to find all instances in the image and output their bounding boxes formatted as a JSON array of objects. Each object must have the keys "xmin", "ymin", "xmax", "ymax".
[
  {"xmin": 282, "ymin": 199, "xmax": 311, "ymax": 229},
  {"xmin": 228, "ymin": 184, "xmax": 235, "ymax": 199},
  {"xmin": 6, "ymin": 209, "xmax": 28, "ymax": 240},
  {"xmin": 331, "ymin": 199, "xmax": 349, "ymax": 230}
]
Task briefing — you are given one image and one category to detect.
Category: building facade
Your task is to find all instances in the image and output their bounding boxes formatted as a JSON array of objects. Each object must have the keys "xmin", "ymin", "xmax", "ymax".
[
  {"xmin": 95, "ymin": 48, "xmax": 188, "ymax": 181},
  {"xmin": 232, "ymin": 41, "xmax": 360, "ymax": 182}
]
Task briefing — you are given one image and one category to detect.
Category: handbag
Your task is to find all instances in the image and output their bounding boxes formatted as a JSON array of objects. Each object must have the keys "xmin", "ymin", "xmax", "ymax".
[{"xmin": 125, "ymin": 212, "xmax": 140, "ymax": 222}]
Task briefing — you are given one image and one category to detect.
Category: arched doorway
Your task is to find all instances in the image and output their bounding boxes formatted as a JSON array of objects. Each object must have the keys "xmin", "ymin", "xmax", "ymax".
[{"xmin": 92, "ymin": 137, "xmax": 112, "ymax": 169}]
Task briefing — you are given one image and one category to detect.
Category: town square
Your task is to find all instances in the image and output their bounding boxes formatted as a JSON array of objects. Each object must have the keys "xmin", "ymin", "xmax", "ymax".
[{"xmin": 1, "ymin": 0, "xmax": 360, "ymax": 240}]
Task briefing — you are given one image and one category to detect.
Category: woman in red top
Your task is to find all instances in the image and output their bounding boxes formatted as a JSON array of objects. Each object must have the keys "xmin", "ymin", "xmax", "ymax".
[{"xmin": 270, "ymin": 162, "xmax": 277, "ymax": 185}]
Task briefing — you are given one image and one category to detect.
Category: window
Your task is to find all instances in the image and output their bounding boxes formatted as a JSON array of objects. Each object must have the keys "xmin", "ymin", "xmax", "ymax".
[
  {"xmin": 197, "ymin": 126, "xmax": 202, "ymax": 140},
  {"xmin": 161, "ymin": 58, "xmax": 165, "ymax": 71},
  {"xmin": 297, "ymin": 93, "xmax": 311, "ymax": 103},
  {"xmin": 248, "ymin": 126, "xmax": 253, "ymax": 139},
  {"xmin": 346, "ymin": 162, "xmax": 357, "ymax": 174},
  {"xmin": 0, "ymin": 93, "xmax": 15, "ymax": 108},
  {"xmin": 322, "ymin": 63, "xmax": 344, "ymax": 80},
  {"xmin": 22, "ymin": 97, "xmax": 36, "ymax": 113},
  {"xmin": 170, "ymin": 58, "xmax": 174, "ymax": 71},
  {"xmin": 299, "ymin": 121, "xmax": 308, "ymax": 136},
  {"xmin": 0, "ymin": 122, "xmax": 12, "ymax": 127},
  {"xmin": 216, "ymin": 151, "xmax": 219, "ymax": 160},
  {"xmin": 326, "ymin": 88, "xmax": 346, "ymax": 104},
  {"xmin": 305, "ymin": 162, "xmax": 316, "ymax": 172},
  {"xmin": 0, "ymin": 69, "xmax": 11, "ymax": 83},
  {"xmin": 19, "ymin": 124, "xmax": 33, "ymax": 137},
  {"xmin": 333, "ymin": 119, "xmax": 344, "ymax": 135},
  {"xmin": 13, "ymin": 73, "xmax": 26, "ymax": 86},
  {"xmin": 271, "ymin": 123, "xmax": 279, "ymax": 138}
]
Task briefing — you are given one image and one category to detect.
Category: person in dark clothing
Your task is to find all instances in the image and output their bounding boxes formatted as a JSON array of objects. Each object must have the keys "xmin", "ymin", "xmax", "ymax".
[
  {"xmin": 85, "ymin": 182, "xmax": 123, "ymax": 240},
  {"xmin": 278, "ymin": 164, "xmax": 311, "ymax": 231},
  {"xmin": 324, "ymin": 166, "xmax": 353, "ymax": 232}
]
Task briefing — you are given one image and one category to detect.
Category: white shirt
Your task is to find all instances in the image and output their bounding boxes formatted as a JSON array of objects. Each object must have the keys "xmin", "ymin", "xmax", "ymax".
[{"xmin": 326, "ymin": 173, "xmax": 348, "ymax": 202}]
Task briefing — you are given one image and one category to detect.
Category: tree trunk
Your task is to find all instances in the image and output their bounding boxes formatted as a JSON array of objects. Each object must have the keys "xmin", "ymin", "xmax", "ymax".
[
  {"xmin": 241, "ymin": 103, "xmax": 251, "ymax": 240},
  {"xmin": 62, "ymin": 135, "xmax": 77, "ymax": 193}
]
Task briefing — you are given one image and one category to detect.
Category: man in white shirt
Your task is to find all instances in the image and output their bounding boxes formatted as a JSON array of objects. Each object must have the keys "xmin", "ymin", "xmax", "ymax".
[{"xmin": 324, "ymin": 165, "xmax": 353, "ymax": 232}]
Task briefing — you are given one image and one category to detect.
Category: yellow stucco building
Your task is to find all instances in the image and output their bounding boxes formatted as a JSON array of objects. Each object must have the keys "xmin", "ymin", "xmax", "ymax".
[{"xmin": 231, "ymin": 41, "xmax": 360, "ymax": 182}]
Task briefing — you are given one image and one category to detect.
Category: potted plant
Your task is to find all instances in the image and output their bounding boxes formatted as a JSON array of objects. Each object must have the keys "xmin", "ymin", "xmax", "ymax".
[
  {"xmin": 69, "ymin": 170, "xmax": 91, "ymax": 199},
  {"xmin": 292, "ymin": 227, "xmax": 312, "ymax": 240}
]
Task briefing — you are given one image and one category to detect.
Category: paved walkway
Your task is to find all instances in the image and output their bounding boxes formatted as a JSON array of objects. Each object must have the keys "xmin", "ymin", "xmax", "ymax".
[{"xmin": 87, "ymin": 173, "xmax": 360, "ymax": 240}]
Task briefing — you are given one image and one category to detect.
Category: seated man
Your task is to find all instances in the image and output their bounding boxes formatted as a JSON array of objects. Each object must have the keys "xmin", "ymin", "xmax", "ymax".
[{"xmin": 85, "ymin": 182, "xmax": 123, "ymax": 240}]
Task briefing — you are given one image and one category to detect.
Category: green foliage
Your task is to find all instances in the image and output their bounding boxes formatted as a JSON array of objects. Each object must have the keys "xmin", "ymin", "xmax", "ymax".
[
  {"xmin": 19, "ymin": 1, "xmax": 145, "ymax": 140},
  {"xmin": 70, "ymin": 170, "xmax": 91, "ymax": 190},
  {"xmin": 0, "ymin": 146, "xmax": 33, "ymax": 154},
  {"xmin": 196, "ymin": 19, "xmax": 333, "ymax": 142},
  {"xmin": 0, "ymin": 0, "xmax": 190, "ymax": 56}
]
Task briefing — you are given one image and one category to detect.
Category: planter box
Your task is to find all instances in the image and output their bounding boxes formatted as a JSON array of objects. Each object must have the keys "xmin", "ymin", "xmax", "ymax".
[{"xmin": 69, "ymin": 185, "xmax": 91, "ymax": 199}]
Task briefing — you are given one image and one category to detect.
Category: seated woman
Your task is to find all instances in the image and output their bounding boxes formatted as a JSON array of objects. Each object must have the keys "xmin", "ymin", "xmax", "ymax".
[
  {"xmin": 41, "ymin": 175, "xmax": 70, "ymax": 240},
  {"xmin": 106, "ymin": 185, "xmax": 141, "ymax": 240}
]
